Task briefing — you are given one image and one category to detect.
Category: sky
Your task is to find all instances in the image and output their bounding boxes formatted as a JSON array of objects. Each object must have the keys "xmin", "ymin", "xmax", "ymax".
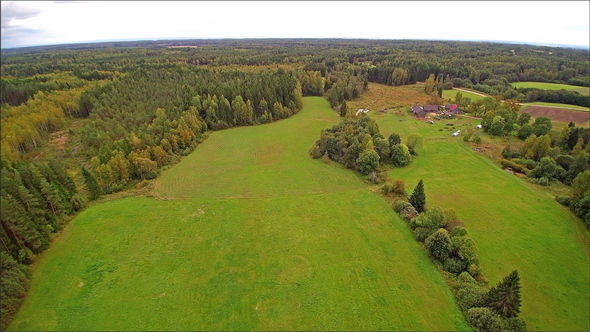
[{"xmin": 1, "ymin": 1, "xmax": 589, "ymax": 49}]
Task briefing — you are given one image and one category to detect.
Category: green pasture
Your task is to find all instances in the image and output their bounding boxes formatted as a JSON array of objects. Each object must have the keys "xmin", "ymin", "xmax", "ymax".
[
  {"xmin": 522, "ymin": 101, "xmax": 590, "ymax": 111},
  {"xmin": 372, "ymin": 112, "xmax": 590, "ymax": 331},
  {"xmin": 442, "ymin": 89, "xmax": 486, "ymax": 103},
  {"xmin": 8, "ymin": 97, "xmax": 469, "ymax": 331},
  {"xmin": 511, "ymin": 82, "xmax": 590, "ymax": 96}
]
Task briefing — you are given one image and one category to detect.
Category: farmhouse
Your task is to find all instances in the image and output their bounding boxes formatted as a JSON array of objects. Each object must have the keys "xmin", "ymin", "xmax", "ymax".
[
  {"xmin": 424, "ymin": 105, "xmax": 439, "ymax": 112},
  {"xmin": 411, "ymin": 105, "xmax": 426, "ymax": 118},
  {"xmin": 444, "ymin": 103, "xmax": 463, "ymax": 114}
]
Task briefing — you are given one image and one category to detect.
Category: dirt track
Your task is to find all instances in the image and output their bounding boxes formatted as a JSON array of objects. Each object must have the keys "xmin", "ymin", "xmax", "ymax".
[{"xmin": 521, "ymin": 106, "xmax": 590, "ymax": 125}]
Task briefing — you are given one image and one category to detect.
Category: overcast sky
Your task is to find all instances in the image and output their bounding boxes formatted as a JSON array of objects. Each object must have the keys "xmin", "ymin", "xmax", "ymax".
[{"xmin": 2, "ymin": 1, "xmax": 589, "ymax": 49}]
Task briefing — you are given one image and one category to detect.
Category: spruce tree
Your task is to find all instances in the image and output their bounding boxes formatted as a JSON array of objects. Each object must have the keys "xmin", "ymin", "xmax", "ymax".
[
  {"xmin": 81, "ymin": 167, "xmax": 101, "ymax": 200},
  {"xmin": 409, "ymin": 179, "xmax": 426, "ymax": 213},
  {"xmin": 486, "ymin": 270, "xmax": 522, "ymax": 318},
  {"xmin": 340, "ymin": 100, "xmax": 348, "ymax": 117}
]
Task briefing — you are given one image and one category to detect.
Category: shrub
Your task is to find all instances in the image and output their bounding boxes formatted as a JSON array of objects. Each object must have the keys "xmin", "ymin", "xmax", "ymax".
[
  {"xmin": 468, "ymin": 264, "xmax": 481, "ymax": 278},
  {"xmin": 443, "ymin": 257, "xmax": 468, "ymax": 274},
  {"xmin": 555, "ymin": 196, "xmax": 570, "ymax": 206},
  {"xmin": 457, "ymin": 271, "xmax": 477, "ymax": 284},
  {"xmin": 412, "ymin": 226, "xmax": 436, "ymax": 242},
  {"xmin": 356, "ymin": 150, "xmax": 380, "ymax": 175},
  {"xmin": 425, "ymin": 229, "xmax": 453, "ymax": 262},
  {"xmin": 400, "ymin": 205, "xmax": 418, "ymax": 221},
  {"xmin": 424, "ymin": 206, "xmax": 446, "ymax": 229},
  {"xmin": 390, "ymin": 144, "xmax": 412, "ymax": 166},
  {"xmin": 310, "ymin": 145, "xmax": 322, "ymax": 159},
  {"xmin": 456, "ymin": 283, "xmax": 489, "ymax": 312},
  {"xmin": 530, "ymin": 177, "xmax": 549, "ymax": 186},
  {"xmin": 391, "ymin": 179, "xmax": 406, "ymax": 196},
  {"xmin": 505, "ymin": 317, "xmax": 528, "ymax": 331},
  {"xmin": 453, "ymin": 236, "xmax": 480, "ymax": 265},
  {"xmin": 450, "ymin": 226, "xmax": 468, "ymax": 237},
  {"xmin": 466, "ymin": 307, "xmax": 505, "ymax": 332},
  {"xmin": 382, "ymin": 183, "xmax": 394, "ymax": 195},
  {"xmin": 393, "ymin": 200, "xmax": 412, "ymax": 213},
  {"xmin": 511, "ymin": 158, "xmax": 537, "ymax": 169},
  {"xmin": 443, "ymin": 208, "xmax": 460, "ymax": 224}
]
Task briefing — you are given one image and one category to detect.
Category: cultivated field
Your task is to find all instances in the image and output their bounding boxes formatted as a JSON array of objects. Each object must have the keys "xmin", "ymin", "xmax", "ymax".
[
  {"xmin": 369, "ymin": 106, "xmax": 590, "ymax": 331},
  {"xmin": 521, "ymin": 105, "xmax": 590, "ymax": 125},
  {"xmin": 511, "ymin": 81, "xmax": 590, "ymax": 96},
  {"xmin": 8, "ymin": 97, "xmax": 470, "ymax": 331}
]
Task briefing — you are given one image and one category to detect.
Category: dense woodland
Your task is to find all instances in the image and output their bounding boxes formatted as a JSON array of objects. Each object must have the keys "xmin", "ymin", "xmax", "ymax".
[{"xmin": 1, "ymin": 39, "xmax": 589, "ymax": 330}]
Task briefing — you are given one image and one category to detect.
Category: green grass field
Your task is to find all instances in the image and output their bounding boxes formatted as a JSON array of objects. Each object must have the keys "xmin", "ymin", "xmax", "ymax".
[
  {"xmin": 371, "ymin": 111, "xmax": 590, "ymax": 331},
  {"xmin": 8, "ymin": 97, "xmax": 470, "ymax": 331},
  {"xmin": 442, "ymin": 89, "xmax": 486, "ymax": 103},
  {"xmin": 511, "ymin": 82, "xmax": 590, "ymax": 96},
  {"xmin": 522, "ymin": 101, "xmax": 590, "ymax": 111}
]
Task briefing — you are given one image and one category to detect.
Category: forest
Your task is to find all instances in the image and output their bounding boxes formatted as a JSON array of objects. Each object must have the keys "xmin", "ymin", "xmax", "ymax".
[{"xmin": 1, "ymin": 38, "xmax": 589, "ymax": 330}]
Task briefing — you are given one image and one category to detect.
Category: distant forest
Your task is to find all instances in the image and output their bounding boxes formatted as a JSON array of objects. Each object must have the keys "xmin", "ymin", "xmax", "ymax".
[{"xmin": 1, "ymin": 39, "xmax": 589, "ymax": 329}]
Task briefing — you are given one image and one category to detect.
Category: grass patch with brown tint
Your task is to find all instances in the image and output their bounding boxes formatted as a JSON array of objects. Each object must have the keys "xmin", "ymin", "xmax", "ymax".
[{"xmin": 348, "ymin": 83, "xmax": 431, "ymax": 112}]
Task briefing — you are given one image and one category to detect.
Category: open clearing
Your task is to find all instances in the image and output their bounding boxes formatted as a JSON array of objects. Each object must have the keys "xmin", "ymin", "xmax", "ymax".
[
  {"xmin": 8, "ymin": 97, "xmax": 469, "ymax": 331},
  {"xmin": 369, "ymin": 98, "xmax": 589, "ymax": 331},
  {"xmin": 347, "ymin": 83, "xmax": 431, "ymax": 111},
  {"xmin": 521, "ymin": 105, "xmax": 589, "ymax": 125},
  {"xmin": 511, "ymin": 81, "xmax": 590, "ymax": 96}
]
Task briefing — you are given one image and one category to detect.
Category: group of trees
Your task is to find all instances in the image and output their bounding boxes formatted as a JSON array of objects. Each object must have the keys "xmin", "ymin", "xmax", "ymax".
[
  {"xmin": 310, "ymin": 115, "xmax": 422, "ymax": 176},
  {"xmin": 1, "ymin": 159, "xmax": 84, "ymax": 328},
  {"xmin": 498, "ymin": 118, "xmax": 590, "ymax": 225},
  {"xmin": 76, "ymin": 66, "xmax": 304, "ymax": 193},
  {"xmin": 517, "ymin": 87, "xmax": 590, "ymax": 107},
  {"xmin": 389, "ymin": 180, "xmax": 526, "ymax": 331}
]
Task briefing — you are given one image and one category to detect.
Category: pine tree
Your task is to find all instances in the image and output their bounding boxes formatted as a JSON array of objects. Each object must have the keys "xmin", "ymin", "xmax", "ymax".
[
  {"xmin": 486, "ymin": 270, "xmax": 522, "ymax": 318},
  {"xmin": 409, "ymin": 179, "xmax": 426, "ymax": 213}
]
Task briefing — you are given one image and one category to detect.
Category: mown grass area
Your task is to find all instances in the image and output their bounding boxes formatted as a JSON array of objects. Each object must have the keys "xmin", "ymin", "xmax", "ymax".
[
  {"xmin": 370, "ymin": 107, "xmax": 590, "ymax": 331},
  {"xmin": 442, "ymin": 88, "xmax": 486, "ymax": 103},
  {"xmin": 8, "ymin": 97, "xmax": 470, "ymax": 331},
  {"xmin": 511, "ymin": 81, "xmax": 590, "ymax": 96},
  {"xmin": 522, "ymin": 101, "xmax": 589, "ymax": 111},
  {"xmin": 154, "ymin": 98, "xmax": 365, "ymax": 199}
]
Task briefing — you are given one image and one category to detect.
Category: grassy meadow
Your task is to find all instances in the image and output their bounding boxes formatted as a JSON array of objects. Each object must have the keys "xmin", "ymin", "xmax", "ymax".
[
  {"xmin": 8, "ymin": 97, "xmax": 470, "ymax": 331},
  {"xmin": 521, "ymin": 101, "xmax": 590, "ymax": 111},
  {"xmin": 369, "ymin": 107, "xmax": 590, "ymax": 331},
  {"xmin": 442, "ymin": 88, "xmax": 486, "ymax": 103},
  {"xmin": 511, "ymin": 81, "xmax": 590, "ymax": 96},
  {"xmin": 347, "ymin": 83, "xmax": 431, "ymax": 111}
]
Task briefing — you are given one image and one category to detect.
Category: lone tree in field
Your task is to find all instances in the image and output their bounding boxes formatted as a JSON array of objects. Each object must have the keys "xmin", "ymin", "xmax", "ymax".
[
  {"xmin": 409, "ymin": 179, "xmax": 426, "ymax": 213},
  {"xmin": 486, "ymin": 270, "xmax": 522, "ymax": 318}
]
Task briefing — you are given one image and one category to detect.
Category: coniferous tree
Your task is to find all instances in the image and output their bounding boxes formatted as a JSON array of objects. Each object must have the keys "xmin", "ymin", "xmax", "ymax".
[
  {"xmin": 486, "ymin": 270, "xmax": 522, "ymax": 318},
  {"xmin": 409, "ymin": 179, "xmax": 426, "ymax": 213},
  {"xmin": 340, "ymin": 100, "xmax": 348, "ymax": 117},
  {"xmin": 81, "ymin": 167, "xmax": 101, "ymax": 200}
]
